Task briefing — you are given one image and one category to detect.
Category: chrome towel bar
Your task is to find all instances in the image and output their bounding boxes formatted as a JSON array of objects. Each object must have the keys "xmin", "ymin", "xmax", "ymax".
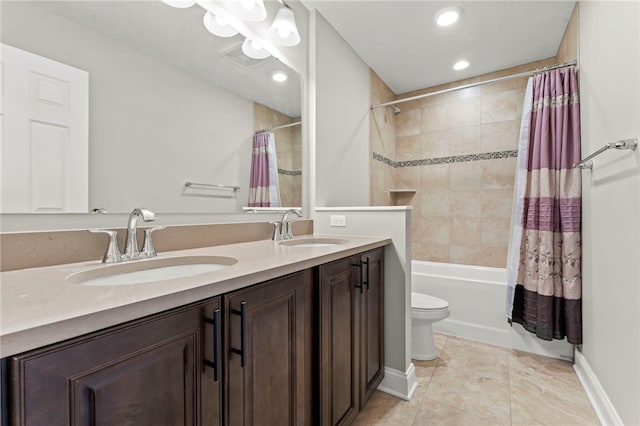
[
  {"xmin": 573, "ymin": 138, "xmax": 638, "ymax": 169},
  {"xmin": 184, "ymin": 181, "xmax": 240, "ymax": 191},
  {"xmin": 242, "ymin": 207, "xmax": 302, "ymax": 214}
]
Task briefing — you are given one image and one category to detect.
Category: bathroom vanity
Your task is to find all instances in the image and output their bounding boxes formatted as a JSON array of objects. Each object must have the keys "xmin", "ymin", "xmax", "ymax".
[{"xmin": 0, "ymin": 236, "xmax": 387, "ymax": 426}]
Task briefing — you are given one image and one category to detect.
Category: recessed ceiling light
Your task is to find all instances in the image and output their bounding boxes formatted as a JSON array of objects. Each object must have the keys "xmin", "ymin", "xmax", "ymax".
[
  {"xmin": 435, "ymin": 6, "xmax": 461, "ymax": 27},
  {"xmin": 272, "ymin": 71, "xmax": 288, "ymax": 82},
  {"xmin": 453, "ymin": 60, "xmax": 469, "ymax": 70}
]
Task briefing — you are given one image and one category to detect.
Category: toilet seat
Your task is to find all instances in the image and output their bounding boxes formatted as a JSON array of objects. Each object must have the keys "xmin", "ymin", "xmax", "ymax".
[{"xmin": 411, "ymin": 292, "xmax": 448, "ymax": 311}]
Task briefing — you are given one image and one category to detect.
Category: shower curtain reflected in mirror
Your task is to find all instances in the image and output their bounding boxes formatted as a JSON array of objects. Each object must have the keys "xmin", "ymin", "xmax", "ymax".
[
  {"xmin": 506, "ymin": 66, "xmax": 582, "ymax": 344},
  {"xmin": 248, "ymin": 131, "xmax": 281, "ymax": 207}
]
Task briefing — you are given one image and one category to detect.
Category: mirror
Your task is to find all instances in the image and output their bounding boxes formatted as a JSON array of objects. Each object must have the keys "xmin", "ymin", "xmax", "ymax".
[{"xmin": 0, "ymin": 0, "xmax": 302, "ymax": 214}]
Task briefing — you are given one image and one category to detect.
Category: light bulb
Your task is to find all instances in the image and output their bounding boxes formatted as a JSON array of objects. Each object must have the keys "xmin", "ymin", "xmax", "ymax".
[
  {"xmin": 278, "ymin": 26, "xmax": 290, "ymax": 38},
  {"xmin": 161, "ymin": 0, "xmax": 195, "ymax": 8},
  {"xmin": 242, "ymin": 38, "xmax": 270, "ymax": 59},
  {"xmin": 241, "ymin": 0, "xmax": 255, "ymax": 11},
  {"xmin": 215, "ymin": 15, "xmax": 227, "ymax": 26},
  {"xmin": 203, "ymin": 11, "xmax": 238, "ymax": 37},
  {"xmin": 267, "ymin": 6, "xmax": 301, "ymax": 46},
  {"xmin": 229, "ymin": 0, "xmax": 266, "ymax": 22}
]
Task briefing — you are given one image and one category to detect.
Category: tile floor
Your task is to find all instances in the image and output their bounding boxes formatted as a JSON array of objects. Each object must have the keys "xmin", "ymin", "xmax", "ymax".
[{"xmin": 354, "ymin": 334, "xmax": 600, "ymax": 426}]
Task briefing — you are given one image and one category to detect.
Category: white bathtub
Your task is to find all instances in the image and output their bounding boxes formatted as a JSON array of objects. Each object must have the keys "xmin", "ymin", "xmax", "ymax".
[{"xmin": 412, "ymin": 260, "xmax": 574, "ymax": 360}]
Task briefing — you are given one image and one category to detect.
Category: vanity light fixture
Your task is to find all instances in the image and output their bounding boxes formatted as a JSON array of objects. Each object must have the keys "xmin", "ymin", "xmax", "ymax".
[
  {"xmin": 242, "ymin": 37, "xmax": 271, "ymax": 59},
  {"xmin": 272, "ymin": 71, "xmax": 288, "ymax": 82},
  {"xmin": 203, "ymin": 11, "xmax": 239, "ymax": 37},
  {"xmin": 228, "ymin": 0, "xmax": 267, "ymax": 22},
  {"xmin": 160, "ymin": 0, "xmax": 196, "ymax": 8},
  {"xmin": 268, "ymin": 4, "xmax": 301, "ymax": 46},
  {"xmin": 435, "ymin": 6, "xmax": 461, "ymax": 27},
  {"xmin": 453, "ymin": 60, "xmax": 469, "ymax": 70}
]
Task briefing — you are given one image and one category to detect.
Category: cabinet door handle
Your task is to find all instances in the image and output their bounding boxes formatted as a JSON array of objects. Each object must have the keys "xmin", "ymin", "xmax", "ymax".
[
  {"xmin": 363, "ymin": 257, "xmax": 370, "ymax": 291},
  {"xmin": 231, "ymin": 301, "xmax": 247, "ymax": 368},
  {"xmin": 351, "ymin": 262, "xmax": 364, "ymax": 293},
  {"xmin": 204, "ymin": 309, "xmax": 221, "ymax": 381}
]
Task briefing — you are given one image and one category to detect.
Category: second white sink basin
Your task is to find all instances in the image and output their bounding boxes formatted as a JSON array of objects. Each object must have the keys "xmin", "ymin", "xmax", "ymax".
[
  {"xmin": 279, "ymin": 238, "xmax": 349, "ymax": 248},
  {"xmin": 67, "ymin": 256, "xmax": 237, "ymax": 286}
]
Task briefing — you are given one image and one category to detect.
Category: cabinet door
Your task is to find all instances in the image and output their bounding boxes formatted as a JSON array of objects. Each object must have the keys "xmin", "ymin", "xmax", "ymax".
[
  {"xmin": 359, "ymin": 248, "xmax": 385, "ymax": 407},
  {"xmin": 318, "ymin": 257, "xmax": 360, "ymax": 426},
  {"xmin": 9, "ymin": 298, "xmax": 222, "ymax": 426},
  {"xmin": 225, "ymin": 270, "xmax": 312, "ymax": 426}
]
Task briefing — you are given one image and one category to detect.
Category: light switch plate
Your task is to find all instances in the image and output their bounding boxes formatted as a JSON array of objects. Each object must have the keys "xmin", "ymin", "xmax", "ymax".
[{"xmin": 330, "ymin": 215, "xmax": 347, "ymax": 227}]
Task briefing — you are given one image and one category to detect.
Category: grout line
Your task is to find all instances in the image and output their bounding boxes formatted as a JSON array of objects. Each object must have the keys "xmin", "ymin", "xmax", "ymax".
[
  {"xmin": 507, "ymin": 349, "xmax": 514, "ymax": 426},
  {"xmin": 373, "ymin": 149, "xmax": 518, "ymax": 168}
]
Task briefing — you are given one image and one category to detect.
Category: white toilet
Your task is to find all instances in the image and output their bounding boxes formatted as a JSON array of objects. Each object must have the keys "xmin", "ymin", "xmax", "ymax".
[{"xmin": 411, "ymin": 292, "xmax": 450, "ymax": 361}]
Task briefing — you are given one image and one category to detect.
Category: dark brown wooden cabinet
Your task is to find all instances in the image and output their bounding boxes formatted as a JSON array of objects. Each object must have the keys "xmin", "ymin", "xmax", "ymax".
[
  {"xmin": 224, "ymin": 270, "xmax": 313, "ymax": 426},
  {"xmin": 318, "ymin": 247, "xmax": 385, "ymax": 426},
  {"xmin": 8, "ymin": 297, "xmax": 222, "ymax": 426},
  {"xmin": 319, "ymin": 256, "xmax": 360, "ymax": 426},
  {"xmin": 358, "ymin": 249, "xmax": 384, "ymax": 408},
  {"xmin": 4, "ymin": 248, "xmax": 383, "ymax": 426}
]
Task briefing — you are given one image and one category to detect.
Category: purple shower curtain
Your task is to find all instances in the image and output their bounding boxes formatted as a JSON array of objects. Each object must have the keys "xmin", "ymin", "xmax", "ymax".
[
  {"xmin": 248, "ymin": 132, "xmax": 280, "ymax": 207},
  {"xmin": 510, "ymin": 67, "xmax": 583, "ymax": 344}
]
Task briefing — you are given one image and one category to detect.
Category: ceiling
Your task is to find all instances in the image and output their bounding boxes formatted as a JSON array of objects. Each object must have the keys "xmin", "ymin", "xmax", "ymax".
[
  {"xmin": 34, "ymin": 1, "xmax": 302, "ymax": 117},
  {"xmin": 301, "ymin": 0, "xmax": 576, "ymax": 94}
]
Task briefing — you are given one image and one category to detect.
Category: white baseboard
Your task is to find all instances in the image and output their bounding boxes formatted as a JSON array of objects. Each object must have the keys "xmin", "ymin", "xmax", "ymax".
[
  {"xmin": 574, "ymin": 350, "xmax": 623, "ymax": 426},
  {"xmin": 377, "ymin": 363, "xmax": 418, "ymax": 401},
  {"xmin": 434, "ymin": 318, "xmax": 574, "ymax": 361}
]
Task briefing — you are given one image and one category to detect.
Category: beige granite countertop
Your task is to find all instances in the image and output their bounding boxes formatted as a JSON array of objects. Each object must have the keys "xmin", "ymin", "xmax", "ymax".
[{"xmin": 0, "ymin": 234, "xmax": 390, "ymax": 358}]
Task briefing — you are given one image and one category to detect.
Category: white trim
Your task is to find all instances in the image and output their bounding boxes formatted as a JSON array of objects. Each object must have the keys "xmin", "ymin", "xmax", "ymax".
[
  {"xmin": 377, "ymin": 363, "xmax": 418, "ymax": 401},
  {"xmin": 574, "ymin": 350, "xmax": 623, "ymax": 426}
]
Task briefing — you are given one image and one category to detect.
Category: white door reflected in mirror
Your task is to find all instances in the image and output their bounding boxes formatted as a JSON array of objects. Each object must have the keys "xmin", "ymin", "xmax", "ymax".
[{"xmin": 1, "ymin": 44, "xmax": 88, "ymax": 213}]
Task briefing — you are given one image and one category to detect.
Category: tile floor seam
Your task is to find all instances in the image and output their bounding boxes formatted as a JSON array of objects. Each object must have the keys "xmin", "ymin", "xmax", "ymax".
[{"xmin": 507, "ymin": 350, "xmax": 514, "ymax": 426}]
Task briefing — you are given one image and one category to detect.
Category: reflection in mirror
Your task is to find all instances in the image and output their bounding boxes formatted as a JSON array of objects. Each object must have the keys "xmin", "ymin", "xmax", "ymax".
[
  {"xmin": 253, "ymin": 103, "xmax": 302, "ymax": 208},
  {"xmin": 0, "ymin": 1, "xmax": 302, "ymax": 214}
]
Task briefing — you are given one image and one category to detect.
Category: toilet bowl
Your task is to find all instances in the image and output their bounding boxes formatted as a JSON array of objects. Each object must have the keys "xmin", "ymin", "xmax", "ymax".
[{"xmin": 411, "ymin": 292, "xmax": 449, "ymax": 361}]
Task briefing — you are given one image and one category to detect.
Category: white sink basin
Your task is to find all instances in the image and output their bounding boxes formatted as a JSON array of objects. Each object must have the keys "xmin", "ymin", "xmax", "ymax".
[
  {"xmin": 67, "ymin": 256, "xmax": 237, "ymax": 286},
  {"xmin": 278, "ymin": 238, "xmax": 349, "ymax": 248}
]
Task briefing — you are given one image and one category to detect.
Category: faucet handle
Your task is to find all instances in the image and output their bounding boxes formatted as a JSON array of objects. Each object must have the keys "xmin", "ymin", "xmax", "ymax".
[
  {"xmin": 88, "ymin": 229, "xmax": 122, "ymax": 264},
  {"xmin": 141, "ymin": 226, "xmax": 166, "ymax": 258},
  {"xmin": 270, "ymin": 221, "xmax": 283, "ymax": 241}
]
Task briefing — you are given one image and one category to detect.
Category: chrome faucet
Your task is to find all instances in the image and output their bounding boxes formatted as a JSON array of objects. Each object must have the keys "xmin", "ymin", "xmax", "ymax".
[
  {"xmin": 89, "ymin": 207, "xmax": 165, "ymax": 263},
  {"xmin": 272, "ymin": 208, "xmax": 303, "ymax": 241},
  {"xmin": 124, "ymin": 207, "xmax": 156, "ymax": 257}
]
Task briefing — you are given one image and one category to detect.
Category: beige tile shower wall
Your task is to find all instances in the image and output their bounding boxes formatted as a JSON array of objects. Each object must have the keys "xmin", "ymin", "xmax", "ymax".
[
  {"xmin": 392, "ymin": 58, "xmax": 556, "ymax": 268},
  {"xmin": 369, "ymin": 69, "xmax": 397, "ymax": 206},
  {"xmin": 253, "ymin": 103, "xmax": 302, "ymax": 207}
]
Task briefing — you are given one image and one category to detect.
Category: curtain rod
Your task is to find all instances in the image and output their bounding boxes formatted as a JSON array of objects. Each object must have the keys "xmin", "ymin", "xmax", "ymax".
[
  {"xmin": 255, "ymin": 121, "xmax": 302, "ymax": 134},
  {"xmin": 370, "ymin": 61, "xmax": 578, "ymax": 110}
]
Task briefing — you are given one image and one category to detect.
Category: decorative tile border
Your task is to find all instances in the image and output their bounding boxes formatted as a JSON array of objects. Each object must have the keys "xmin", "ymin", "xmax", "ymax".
[
  {"xmin": 278, "ymin": 168, "xmax": 302, "ymax": 176},
  {"xmin": 373, "ymin": 150, "xmax": 518, "ymax": 168}
]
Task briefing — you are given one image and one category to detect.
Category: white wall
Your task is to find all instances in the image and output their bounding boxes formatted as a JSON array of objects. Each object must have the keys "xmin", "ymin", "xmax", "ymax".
[
  {"xmin": 311, "ymin": 11, "xmax": 371, "ymax": 207},
  {"xmin": 579, "ymin": 2, "xmax": 640, "ymax": 424},
  {"xmin": 1, "ymin": 2, "xmax": 254, "ymax": 214}
]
